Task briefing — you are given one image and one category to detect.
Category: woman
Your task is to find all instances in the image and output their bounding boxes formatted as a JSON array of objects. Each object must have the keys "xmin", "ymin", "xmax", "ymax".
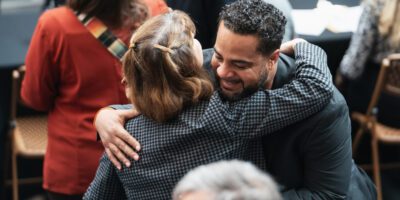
[
  {"xmin": 337, "ymin": 0, "xmax": 400, "ymax": 119},
  {"xmin": 84, "ymin": 10, "xmax": 333, "ymax": 199},
  {"xmin": 21, "ymin": 0, "xmax": 167, "ymax": 199}
]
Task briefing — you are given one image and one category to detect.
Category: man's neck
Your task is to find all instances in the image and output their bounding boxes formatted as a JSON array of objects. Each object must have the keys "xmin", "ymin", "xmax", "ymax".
[{"xmin": 264, "ymin": 62, "xmax": 278, "ymax": 89}]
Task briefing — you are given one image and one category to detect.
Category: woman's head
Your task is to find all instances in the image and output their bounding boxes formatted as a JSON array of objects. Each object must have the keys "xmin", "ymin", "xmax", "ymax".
[
  {"xmin": 67, "ymin": 0, "xmax": 149, "ymax": 29},
  {"xmin": 123, "ymin": 10, "xmax": 213, "ymax": 122}
]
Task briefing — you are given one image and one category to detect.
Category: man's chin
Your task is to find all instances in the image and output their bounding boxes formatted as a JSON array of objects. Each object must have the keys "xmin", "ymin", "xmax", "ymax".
[
  {"xmin": 218, "ymin": 86, "xmax": 260, "ymax": 102},
  {"xmin": 218, "ymin": 89, "xmax": 243, "ymax": 102}
]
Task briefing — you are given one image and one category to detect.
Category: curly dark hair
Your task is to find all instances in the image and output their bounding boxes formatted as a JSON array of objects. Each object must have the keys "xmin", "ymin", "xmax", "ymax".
[{"xmin": 219, "ymin": 0, "xmax": 287, "ymax": 55}]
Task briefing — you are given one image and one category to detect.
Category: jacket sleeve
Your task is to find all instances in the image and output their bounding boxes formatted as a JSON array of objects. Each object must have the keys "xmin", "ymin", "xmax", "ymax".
[
  {"xmin": 282, "ymin": 98, "xmax": 352, "ymax": 200},
  {"xmin": 207, "ymin": 42, "xmax": 334, "ymax": 138},
  {"xmin": 21, "ymin": 14, "xmax": 59, "ymax": 111},
  {"xmin": 84, "ymin": 154, "xmax": 127, "ymax": 200}
]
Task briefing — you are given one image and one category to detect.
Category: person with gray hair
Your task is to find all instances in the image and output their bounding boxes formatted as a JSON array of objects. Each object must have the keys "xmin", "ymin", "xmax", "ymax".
[{"xmin": 173, "ymin": 160, "xmax": 282, "ymax": 200}]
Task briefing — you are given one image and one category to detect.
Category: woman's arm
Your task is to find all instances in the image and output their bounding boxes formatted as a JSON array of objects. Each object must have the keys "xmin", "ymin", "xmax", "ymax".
[
  {"xmin": 339, "ymin": 3, "xmax": 378, "ymax": 80},
  {"xmin": 21, "ymin": 14, "xmax": 59, "ymax": 111}
]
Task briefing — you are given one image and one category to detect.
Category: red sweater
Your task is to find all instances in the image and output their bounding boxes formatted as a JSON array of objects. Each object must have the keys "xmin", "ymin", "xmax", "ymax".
[{"xmin": 21, "ymin": 2, "xmax": 167, "ymax": 194}]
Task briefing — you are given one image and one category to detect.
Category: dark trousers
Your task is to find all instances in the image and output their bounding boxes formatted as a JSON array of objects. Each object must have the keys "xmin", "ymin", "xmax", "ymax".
[{"xmin": 47, "ymin": 191, "xmax": 83, "ymax": 200}]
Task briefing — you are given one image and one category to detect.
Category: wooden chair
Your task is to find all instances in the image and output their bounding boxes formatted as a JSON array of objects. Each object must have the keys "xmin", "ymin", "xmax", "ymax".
[
  {"xmin": 7, "ymin": 66, "xmax": 48, "ymax": 200},
  {"xmin": 351, "ymin": 54, "xmax": 400, "ymax": 200}
]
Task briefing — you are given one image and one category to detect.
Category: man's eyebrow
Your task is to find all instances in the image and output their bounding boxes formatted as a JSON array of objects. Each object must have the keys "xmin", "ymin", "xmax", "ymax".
[
  {"xmin": 213, "ymin": 47, "xmax": 253, "ymax": 66},
  {"xmin": 213, "ymin": 47, "xmax": 221, "ymax": 56},
  {"xmin": 232, "ymin": 60, "xmax": 252, "ymax": 66}
]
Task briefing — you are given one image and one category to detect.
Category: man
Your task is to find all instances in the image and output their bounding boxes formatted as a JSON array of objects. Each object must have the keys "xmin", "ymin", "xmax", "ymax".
[{"xmin": 94, "ymin": 0, "xmax": 376, "ymax": 199}]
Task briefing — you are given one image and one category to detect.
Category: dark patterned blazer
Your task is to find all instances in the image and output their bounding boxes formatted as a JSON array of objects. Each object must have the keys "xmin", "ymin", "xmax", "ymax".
[
  {"xmin": 262, "ymin": 87, "xmax": 377, "ymax": 199},
  {"xmin": 84, "ymin": 43, "xmax": 333, "ymax": 199}
]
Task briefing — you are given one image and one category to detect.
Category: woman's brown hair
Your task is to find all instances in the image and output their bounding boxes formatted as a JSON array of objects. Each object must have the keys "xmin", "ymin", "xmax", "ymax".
[
  {"xmin": 67, "ymin": 0, "xmax": 148, "ymax": 29},
  {"xmin": 123, "ymin": 10, "xmax": 214, "ymax": 122}
]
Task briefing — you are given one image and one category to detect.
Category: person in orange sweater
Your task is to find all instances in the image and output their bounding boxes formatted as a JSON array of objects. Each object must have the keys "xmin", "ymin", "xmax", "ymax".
[{"xmin": 21, "ymin": 0, "xmax": 167, "ymax": 199}]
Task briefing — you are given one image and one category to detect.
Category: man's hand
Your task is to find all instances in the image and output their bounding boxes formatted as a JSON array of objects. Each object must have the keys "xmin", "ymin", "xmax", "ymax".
[
  {"xmin": 95, "ymin": 107, "xmax": 141, "ymax": 170},
  {"xmin": 280, "ymin": 38, "xmax": 307, "ymax": 56}
]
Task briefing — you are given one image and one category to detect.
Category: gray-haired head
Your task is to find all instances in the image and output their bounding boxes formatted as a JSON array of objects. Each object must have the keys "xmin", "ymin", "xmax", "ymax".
[{"xmin": 173, "ymin": 160, "xmax": 282, "ymax": 200}]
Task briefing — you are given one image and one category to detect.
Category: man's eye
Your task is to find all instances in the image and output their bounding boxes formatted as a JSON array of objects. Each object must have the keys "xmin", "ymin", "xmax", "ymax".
[{"xmin": 235, "ymin": 64, "xmax": 249, "ymax": 69}]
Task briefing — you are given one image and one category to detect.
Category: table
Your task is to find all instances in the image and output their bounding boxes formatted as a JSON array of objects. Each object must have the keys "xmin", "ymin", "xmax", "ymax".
[
  {"xmin": 290, "ymin": 0, "xmax": 359, "ymax": 9},
  {"xmin": 289, "ymin": 0, "xmax": 361, "ymax": 74}
]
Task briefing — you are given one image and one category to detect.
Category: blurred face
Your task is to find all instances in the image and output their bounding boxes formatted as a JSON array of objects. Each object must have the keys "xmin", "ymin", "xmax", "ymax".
[
  {"xmin": 211, "ymin": 22, "xmax": 277, "ymax": 101},
  {"xmin": 178, "ymin": 191, "xmax": 215, "ymax": 200}
]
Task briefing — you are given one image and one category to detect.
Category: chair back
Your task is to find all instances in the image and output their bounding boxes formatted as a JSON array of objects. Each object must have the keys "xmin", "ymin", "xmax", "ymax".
[
  {"xmin": 10, "ymin": 65, "xmax": 48, "ymax": 157},
  {"xmin": 366, "ymin": 54, "xmax": 400, "ymax": 117},
  {"xmin": 10, "ymin": 66, "xmax": 23, "ymax": 121},
  {"xmin": 8, "ymin": 66, "xmax": 47, "ymax": 200},
  {"xmin": 9, "ymin": 66, "xmax": 25, "ymax": 131}
]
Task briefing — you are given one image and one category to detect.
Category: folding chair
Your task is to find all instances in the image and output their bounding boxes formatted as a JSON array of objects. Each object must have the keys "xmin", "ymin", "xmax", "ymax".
[
  {"xmin": 352, "ymin": 54, "xmax": 400, "ymax": 200},
  {"xmin": 6, "ymin": 66, "xmax": 48, "ymax": 200}
]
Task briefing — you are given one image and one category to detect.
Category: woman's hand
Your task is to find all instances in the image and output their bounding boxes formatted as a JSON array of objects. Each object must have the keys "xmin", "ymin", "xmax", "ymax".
[
  {"xmin": 95, "ymin": 107, "xmax": 141, "ymax": 170},
  {"xmin": 280, "ymin": 38, "xmax": 307, "ymax": 56}
]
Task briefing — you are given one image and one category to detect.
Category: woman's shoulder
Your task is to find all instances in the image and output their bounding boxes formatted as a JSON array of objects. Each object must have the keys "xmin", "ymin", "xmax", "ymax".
[
  {"xmin": 38, "ymin": 7, "xmax": 77, "ymax": 31},
  {"xmin": 39, "ymin": 7, "xmax": 73, "ymax": 22}
]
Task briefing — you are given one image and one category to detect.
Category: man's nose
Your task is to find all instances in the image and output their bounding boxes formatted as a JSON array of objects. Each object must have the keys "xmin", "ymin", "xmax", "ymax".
[{"xmin": 217, "ymin": 62, "xmax": 234, "ymax": 78}]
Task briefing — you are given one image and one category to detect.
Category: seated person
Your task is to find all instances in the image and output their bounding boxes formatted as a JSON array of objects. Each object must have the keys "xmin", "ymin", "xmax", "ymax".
[
  {"xmin": 173, "ymin": 160, "xmax": 282, "ymax": 200},
  {"xmin": 85, "ymin": 2, "xmax": 335, "ymax": 199}
]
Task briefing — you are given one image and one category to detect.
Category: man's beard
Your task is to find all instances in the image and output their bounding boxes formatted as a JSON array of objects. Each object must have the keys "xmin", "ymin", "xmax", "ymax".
[{"xmin": 215, "ymin": 70, "xmax": 268, "ymax": 102}]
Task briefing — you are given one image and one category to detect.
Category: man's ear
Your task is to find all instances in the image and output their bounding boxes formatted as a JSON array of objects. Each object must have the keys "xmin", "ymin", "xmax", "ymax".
[
  {"xmin": 266, "ymin": 49, "xmax": 280, "ymax": 71},
  {"xmin": 270, "ymin": 49, "xmax": 280, "ymax": 63}
]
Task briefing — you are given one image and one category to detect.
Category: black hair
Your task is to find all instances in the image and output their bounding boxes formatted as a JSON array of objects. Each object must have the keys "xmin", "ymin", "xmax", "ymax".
[{"xmin": 219, "ymin": 0, "xmax": 287, "ymax": 55}]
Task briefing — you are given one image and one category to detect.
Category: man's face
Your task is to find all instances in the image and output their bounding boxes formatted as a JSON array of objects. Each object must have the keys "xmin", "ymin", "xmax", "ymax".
[{"xmin": 211, "ymin": 22, "xmax": 276, "ymax": 101}]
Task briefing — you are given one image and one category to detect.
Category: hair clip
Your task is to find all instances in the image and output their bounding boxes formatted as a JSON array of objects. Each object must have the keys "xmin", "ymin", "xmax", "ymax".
[
  {"xmin": 129, "ymin": 43, "xmax": 136, "ymax": 49},
  {"xmin": 153, "ymin": 44, "xmax": 174, "ymax": 54}
]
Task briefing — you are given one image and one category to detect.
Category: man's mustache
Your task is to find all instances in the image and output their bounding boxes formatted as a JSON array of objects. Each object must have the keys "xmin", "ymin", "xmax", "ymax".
[{"xmin": 218, "ymin": 77, "xmax": 241, "ymax": 84}]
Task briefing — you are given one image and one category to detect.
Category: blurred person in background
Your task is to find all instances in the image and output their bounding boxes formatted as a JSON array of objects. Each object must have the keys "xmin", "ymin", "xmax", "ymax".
[
  {"xmin": 20, "ymin": 0, "xmax": 167, "ymax": 199},
  {"xmin": 173, "ymin": 160, "xmax": 282, "ymax": 200},
  {"xmin": 337, "ymin": 1, "xmax": 400, "ymax": 196},
  {"xmin": 336, "ymin": 0, "xmax": 400, "ymax": 123}
]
